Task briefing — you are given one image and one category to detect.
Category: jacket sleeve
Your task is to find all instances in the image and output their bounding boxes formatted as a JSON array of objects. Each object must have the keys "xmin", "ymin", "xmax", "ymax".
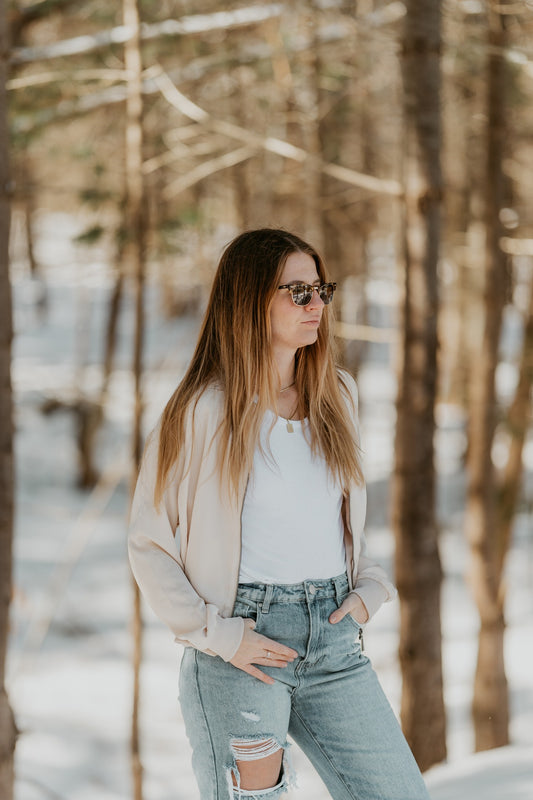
[
  {"xmin": 127, "ymin": 420, "xmax": 244, "ymax": 662},
  {"xmin": 339, "ymin": 369, "xmax": 397, "ymax": 619},
  {"xmin": 351, "ymin": 537, "xmax": 397, "ymax": 621}
]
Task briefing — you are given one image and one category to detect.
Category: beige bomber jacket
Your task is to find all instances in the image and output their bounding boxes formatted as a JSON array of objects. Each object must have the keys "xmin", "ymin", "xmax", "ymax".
[{"xmin": 128, "ymin": 371, "xmax": 397, "ymax": 663}]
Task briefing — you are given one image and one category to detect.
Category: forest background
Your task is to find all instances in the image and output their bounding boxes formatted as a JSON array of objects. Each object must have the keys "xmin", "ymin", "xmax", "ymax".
[{"xmin": 0, "ymin": 0, "xmax": 532, "ymax": 799}]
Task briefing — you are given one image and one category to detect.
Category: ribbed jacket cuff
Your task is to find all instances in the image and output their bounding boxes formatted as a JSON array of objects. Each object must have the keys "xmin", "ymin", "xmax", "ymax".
[
  {"xmin": 175, "ymin": 614, "xmax": 245, "ymax": 662},
  {"xmin": 351, "ymin": 577, "xmax": 396, "ymax": 621}
]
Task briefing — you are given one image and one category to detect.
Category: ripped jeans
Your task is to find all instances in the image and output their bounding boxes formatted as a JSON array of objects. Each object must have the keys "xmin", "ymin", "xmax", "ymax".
[{"xmin": 179, "ymin": 573, "xmax": 430, "ymax": 800}]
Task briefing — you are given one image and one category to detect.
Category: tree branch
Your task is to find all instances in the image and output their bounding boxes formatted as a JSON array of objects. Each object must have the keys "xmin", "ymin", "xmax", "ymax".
[
  {"xmin": 7, "ymin": 68, "xmax": 129, "ymax": 90},
  {"xmin": 161, "ymin": 145, "xmax": 258, "ymax": 197},
  {"xmin": 153, "ymin": 69, "xmax": 403, "ymax": 197},
  {"xmin": 500, "ymin": 237, "xmax": 533, "ymax": 256},
  {"xmin": 10, "ymin": 4, "xmax": 283, "ymax": 65}
]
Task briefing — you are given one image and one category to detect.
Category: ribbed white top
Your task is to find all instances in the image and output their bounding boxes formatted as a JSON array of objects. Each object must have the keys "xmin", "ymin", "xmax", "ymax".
[{"xmin": 239, "ymin": 411, "xmax": 346, "ymax": 584}]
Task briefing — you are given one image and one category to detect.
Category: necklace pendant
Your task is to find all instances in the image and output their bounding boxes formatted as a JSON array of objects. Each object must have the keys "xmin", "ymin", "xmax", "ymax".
[{"xmin": 286, "ymin": 420, "xmax": 294, "ymax": 433}]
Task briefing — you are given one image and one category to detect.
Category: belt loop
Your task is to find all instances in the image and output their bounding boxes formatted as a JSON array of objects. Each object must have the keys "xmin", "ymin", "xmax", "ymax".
[
  {"xmin": 333, "ymin": 575, "xmax": 344, "ymax": 605},
  {"xmin": 261, "ymin": 584, "xmax": 274, "ymax": 614}
]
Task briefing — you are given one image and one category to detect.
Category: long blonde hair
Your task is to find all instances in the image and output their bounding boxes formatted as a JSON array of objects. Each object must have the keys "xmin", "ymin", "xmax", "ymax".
[{"xmin": 154, "ymin": 228, "xmax": 364, "ymax": 505}]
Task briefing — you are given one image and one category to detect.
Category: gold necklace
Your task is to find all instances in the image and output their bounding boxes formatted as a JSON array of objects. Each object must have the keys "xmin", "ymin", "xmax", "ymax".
[{"xmin": 284, "ymin": 400, "xmax": 299, "ymax": 433}]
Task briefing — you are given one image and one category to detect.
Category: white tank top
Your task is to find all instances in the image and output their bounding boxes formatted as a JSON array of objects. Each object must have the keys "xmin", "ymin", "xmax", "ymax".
[{"xmin": 239, "ymin": 411, "xmax": 346, "ymax": 584}]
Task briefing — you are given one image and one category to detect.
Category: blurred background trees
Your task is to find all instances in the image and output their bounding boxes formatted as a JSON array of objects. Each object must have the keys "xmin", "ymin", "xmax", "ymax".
[
  {"xmin": 393, "ymin": 0, "xmax": 445, "ymax": 771},
  {"xmin": 3, "ymin": 0, "xmax": 533, "ymax": 796},
  {"xmin": 1, "ymin": 1, "xmax": 16, "ymax": 797}
]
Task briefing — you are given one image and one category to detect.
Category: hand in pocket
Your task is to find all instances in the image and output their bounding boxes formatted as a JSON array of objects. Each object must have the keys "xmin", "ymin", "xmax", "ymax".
[{"xmin": 329, "ymin": 593, "xmax": 368, "ymax": 626}]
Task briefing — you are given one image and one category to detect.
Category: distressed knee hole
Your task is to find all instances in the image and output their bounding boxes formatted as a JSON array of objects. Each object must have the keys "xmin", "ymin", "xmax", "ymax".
[
  {"xmin": 229, "ymin": 737, "xmax": 285, "ymax": 794},
  {"xmin": 231, "ymin": 737, "xmax": 282, "ymax": 761}
]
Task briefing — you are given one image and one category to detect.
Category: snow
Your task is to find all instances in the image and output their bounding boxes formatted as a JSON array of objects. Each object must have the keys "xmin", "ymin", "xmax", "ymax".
[
  {"xmin": 8, "ymin": 218, "xmax": 533, "ymax": 798},
  {"xmin": 425, "ymin": 746, "xmax": 533, "ymax": 800}
]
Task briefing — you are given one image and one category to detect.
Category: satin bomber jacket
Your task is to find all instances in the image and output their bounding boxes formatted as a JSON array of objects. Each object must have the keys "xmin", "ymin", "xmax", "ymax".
[{"xmin": 127, "ymin": 371, "xmax": 397, "ymax": 663}]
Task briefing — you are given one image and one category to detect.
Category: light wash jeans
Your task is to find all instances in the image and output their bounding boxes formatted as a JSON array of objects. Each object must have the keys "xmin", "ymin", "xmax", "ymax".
[{"xmin": 179, "ymin": 572, "xmax": 430, "ymax": 800}]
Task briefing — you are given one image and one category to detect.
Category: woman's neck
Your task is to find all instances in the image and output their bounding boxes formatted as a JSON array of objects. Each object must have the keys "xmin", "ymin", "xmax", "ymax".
[{"xmin": 273, "ymin": 349, "xmax": 296, "ymax": 390}]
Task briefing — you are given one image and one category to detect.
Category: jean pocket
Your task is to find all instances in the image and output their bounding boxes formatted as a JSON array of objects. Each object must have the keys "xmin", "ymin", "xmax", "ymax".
[
  {"xmin": 334, "ymin": 591, "xmax": 365, "ymax": 631},
  {"xmin": 343, "ymin": 612, "xmax": 364, "ymax": 632}
]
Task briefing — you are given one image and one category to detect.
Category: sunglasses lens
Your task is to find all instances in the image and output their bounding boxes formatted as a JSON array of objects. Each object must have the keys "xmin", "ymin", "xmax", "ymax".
[
  {"xmin": 291, "ymin": 286, "xmax": 313, "ymax": 306},
  {"xmin": 319, "ymin": 284, "xmax": 335, "ymax": 304}
]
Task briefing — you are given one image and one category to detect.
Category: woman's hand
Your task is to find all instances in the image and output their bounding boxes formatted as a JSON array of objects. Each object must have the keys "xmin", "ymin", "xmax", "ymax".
[
  {"xmin": 229, "ymin": 619, "xmax": 298, "ymax": 685},
  {"xmin": 329, "ymin": 593, "xmax": 369, "ymax": 625}
]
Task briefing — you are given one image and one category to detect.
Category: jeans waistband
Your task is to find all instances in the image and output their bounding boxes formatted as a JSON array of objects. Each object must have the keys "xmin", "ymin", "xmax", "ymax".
[{"xmin": 236, "ymin": 572, "xmax": 350, "ymax": 608}]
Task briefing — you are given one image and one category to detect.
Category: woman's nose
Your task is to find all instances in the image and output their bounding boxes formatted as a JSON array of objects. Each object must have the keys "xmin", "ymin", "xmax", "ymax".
[{"xmin": 308, "ymin": 288, "xmax": 324, "ymax": 309}]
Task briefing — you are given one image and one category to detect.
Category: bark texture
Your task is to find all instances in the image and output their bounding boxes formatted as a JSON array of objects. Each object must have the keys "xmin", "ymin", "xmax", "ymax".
[
  {"xmin": 393, "ymin": 0, "xmax": 446, "ymax": 771},
  {"xmin": 0, "ymin": 0, "xmax": 17, "ymax": 796},
  {"xmin": 464, "ymin": 3, "xmax": 510, "ymax": 752},
  {"xmin": 297, "ymin": 1, "xmax": 324, "ymax": 251},
  {"xmin": 123, "ymin": 0, "xmax": 146, "ymax": 797},
  {"xmin": 497, "ymin": 279, "xmax": 533, "ymax": 577}
]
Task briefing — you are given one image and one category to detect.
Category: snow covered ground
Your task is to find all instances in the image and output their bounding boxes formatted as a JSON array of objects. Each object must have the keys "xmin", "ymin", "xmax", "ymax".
[
  {"xmin": 7, "ymin": 215, "xmax": 533, "ymax": 799},
  {"xmin": 425, "ymin": 746, "xmax": 533, "ymax": 800}
]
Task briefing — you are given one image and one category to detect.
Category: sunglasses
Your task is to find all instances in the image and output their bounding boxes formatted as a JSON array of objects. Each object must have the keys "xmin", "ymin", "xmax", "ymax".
[{"xmin": 278, "ymin": 282, "xmax": 337, "ymax": 307}]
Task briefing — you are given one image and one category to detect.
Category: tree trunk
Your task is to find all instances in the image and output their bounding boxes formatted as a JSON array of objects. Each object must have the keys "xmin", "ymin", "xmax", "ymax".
[
  {"xmin": 19, "ymin": 160, "xmax": 48, "ymax": 317},
  {"xmin": 232, "ymin": 66, "xmax": 254, "ymax": 230},
  {"xmin": 441, "ymin": 32, "xmax": 484, "ymax": 409},
  {"xmin": 393, "ymin": 0, "xmax": 446, "ymax": 771},
  {"xmin": 123, "ymin": 0, "xmax": 146, "ymax": 797},
  {"xmin": 464, "ymin": 3, "xmax": 510, "ymax": 752},
  {"xmin": 0, "ymin": 1, "xmax": 17, "ymax": 796},
  {"xmin": 298, "ymin": 0, "xmax": 324, "ymax": 251},
  {"xmin": 496, "ymin": 276, "xmax": 533, "ymax": 576},
  {"xmin": 99, "ymin": 259, "xmax": 125, "ymax": 410}
]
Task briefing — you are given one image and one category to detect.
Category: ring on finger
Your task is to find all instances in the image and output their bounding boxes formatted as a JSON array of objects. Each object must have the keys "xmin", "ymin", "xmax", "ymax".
[{"xmin": 266, "ymin": 650, "xmax": 271, "ymax": 659}]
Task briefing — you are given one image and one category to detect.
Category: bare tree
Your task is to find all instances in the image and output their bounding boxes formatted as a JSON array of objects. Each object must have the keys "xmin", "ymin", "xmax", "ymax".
[
  {"xmin": 296, "ymin": 0, "xmax": 325, "ymax": 251},
  {"xmin": 0, "ymin": 1, "xmax": 17, "ymax": 796},
  {"xmin": 392, "ymin": 0, "xmax": 447, "ymax": 771},
  {"xmin": 123, "ymin": 0, "xmax": 146, "ymax": 797},
  {"xmin": 465, "ymin": 4, "xmax": 509, "ymax": 750},
  {"xmin": 464, "ymin": 2, "xmax": 511, "ymax": 752},
  {"xmin": 497, "ymin": 276, "xmax": 533, "ymax": 574}
]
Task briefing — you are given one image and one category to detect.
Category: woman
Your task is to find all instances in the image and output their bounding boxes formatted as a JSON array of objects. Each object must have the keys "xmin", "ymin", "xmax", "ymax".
[{"xmin": 128, "ymin": 228, "xmax": 430, "ymax": 800}]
